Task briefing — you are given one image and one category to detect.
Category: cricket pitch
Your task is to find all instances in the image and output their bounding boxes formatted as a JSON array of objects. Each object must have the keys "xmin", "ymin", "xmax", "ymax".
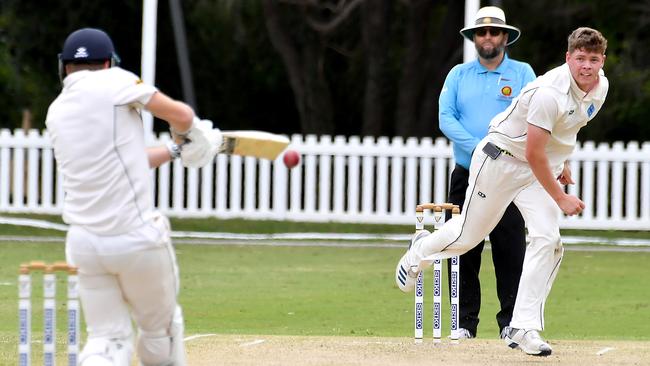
[{"xmin": 185, "ymin": 334, "xmax": 649, "ymax": 365}]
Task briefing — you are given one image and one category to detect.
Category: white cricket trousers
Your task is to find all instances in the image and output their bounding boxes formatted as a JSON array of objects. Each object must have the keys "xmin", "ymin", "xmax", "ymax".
[
  {"xmin": 65, "ymin": 213, "xmax": 185, "ymax": 363},
  {"xmin": 418, "ymin": 138, "xmax": 564, "ymax": 331}
]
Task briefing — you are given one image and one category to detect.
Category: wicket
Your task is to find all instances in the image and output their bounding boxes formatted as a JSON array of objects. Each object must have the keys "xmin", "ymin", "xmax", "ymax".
[
  {"xmin": 19, "ymin": 261, "xmax": 80, "ymax": 366},
  {"xmin": 414, "ymin": 203, "xmax": 460, "ymax": 344}
]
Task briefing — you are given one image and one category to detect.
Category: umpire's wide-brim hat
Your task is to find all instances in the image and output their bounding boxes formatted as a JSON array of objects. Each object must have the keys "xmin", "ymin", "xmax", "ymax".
[{"xmin": 460, "ymin": 6, "xmax": 521, "ymax": 46}]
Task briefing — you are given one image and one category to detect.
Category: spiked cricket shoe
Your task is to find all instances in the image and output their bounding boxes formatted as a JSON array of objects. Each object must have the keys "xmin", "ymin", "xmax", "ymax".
[
  {"xmin": 503, "ymin": 327, "xmax": 552, "ymax": 356},
  {"xmin": 395, "ymin": 230, "xmax": 430, "ymax": 292}
]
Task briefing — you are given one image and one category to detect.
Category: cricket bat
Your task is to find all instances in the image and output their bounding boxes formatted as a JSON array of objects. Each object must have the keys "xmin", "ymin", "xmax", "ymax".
[{"xmin": 218, "ymin": 131, "xmax": 290, "ymax": 160}]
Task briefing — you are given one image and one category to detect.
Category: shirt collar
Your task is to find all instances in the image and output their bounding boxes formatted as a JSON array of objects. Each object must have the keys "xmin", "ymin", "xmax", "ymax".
[
  {"xmin": 475, "ymin": 53, "xmax": 509, "ymax": 74},
  {"xmin": 62, "ymin": 70, "xmax": 91, "ymax": 89}
]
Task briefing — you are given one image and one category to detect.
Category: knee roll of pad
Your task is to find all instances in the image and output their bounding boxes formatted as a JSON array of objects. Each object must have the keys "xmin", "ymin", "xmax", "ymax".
[
  {"xmin": 137, "ymin": 334, "xmax": 172, "ymax": 366},
  {"xmin": 137, "ymin": 306, "xmax": 186, "ymax": 366},
  {"xmin": 79, "ymin": 337, "xmax": 133, "ymax": 366}
]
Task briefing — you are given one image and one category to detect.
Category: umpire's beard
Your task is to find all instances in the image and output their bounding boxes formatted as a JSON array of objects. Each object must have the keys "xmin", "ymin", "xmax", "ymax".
[{"xmin": 477, "ymin": 43, "xmax": 506, "ymax": 60}]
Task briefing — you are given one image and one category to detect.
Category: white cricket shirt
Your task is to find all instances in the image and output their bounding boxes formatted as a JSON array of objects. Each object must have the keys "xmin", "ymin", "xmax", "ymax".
[
  {"xmin": 488, "ymin": 63, "xmax": 609, "ymax": 171},
  {"xmin": 46, "ymin": 67, "xmax": 158, "ymax": 235}
]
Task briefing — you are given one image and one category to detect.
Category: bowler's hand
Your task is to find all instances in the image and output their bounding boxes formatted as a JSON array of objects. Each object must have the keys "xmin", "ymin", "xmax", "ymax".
[
  {"xmin": 557, "ymin": 162, "xmax": 574, "ymax": 185},
  {"xmin": 556, "ymin": 194, "xmax": 585, "ymax": 216}
]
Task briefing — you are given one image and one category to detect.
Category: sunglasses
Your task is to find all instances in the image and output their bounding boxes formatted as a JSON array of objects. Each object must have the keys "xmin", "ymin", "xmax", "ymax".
[{"xmin": 475, "ymin": 28, "xmax": 503, "ymax": 37}]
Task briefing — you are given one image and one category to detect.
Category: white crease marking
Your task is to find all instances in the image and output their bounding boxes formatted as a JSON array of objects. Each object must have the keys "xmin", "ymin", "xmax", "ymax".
[
  {"xmin": 240, "ymin": 339, "xmax": 266, "ymax": 347},
  {"xmin": 596, "ymin": 347, "xmax": 614, "ymax": 356},
  {"xmin": 184, "ymin": 333, "xmax": 217, "ymax": 342}
]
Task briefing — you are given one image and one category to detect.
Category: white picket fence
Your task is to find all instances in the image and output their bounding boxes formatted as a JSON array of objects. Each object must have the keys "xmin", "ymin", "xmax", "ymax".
[{"xmin": 1, "ymin": 128, "xmax": 650, "ymax": 230}]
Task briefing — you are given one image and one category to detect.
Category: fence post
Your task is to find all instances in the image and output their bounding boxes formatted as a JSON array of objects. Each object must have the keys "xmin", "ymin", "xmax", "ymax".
[
  {"xmin": 375, "ymin": 137, "xmax": 390, "ymax": 216},
  {"xmin": 641, "ymin": 142, "xmax": 650, "ymax": 221},
  {"xmin": 1, "ymin": 130, "xmax": 650, "ymax": 230},
  {"xmin": 0, "ymin": 129, "xmax": 12, "ymax": 208},
  {"xmin": 389, "ymin": 137, "xmax": 405, "ymax": 217},
  {"xmin": 332, "ymin": 136, "xmax": 347, "ymax": 215}
]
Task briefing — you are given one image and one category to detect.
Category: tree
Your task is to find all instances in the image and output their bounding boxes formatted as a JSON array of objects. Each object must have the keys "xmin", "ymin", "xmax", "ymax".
[
  {"xmin": 395, "ymin": 0, "xmax": 463, "ymax": 137},
  {"xmin": 502, "ymin": 0, "xmax": 650, "ymax": 142},
  {"xmin": 1, "ymin": 0, "xmax": 649, "ymax": 143},
  {"xmin": 360, "ymin": 0, "xmax": 391, "ymax": 136},
  {"xmin": 262, "ymin": 0, "xmax": 348, "ymax": 134}
]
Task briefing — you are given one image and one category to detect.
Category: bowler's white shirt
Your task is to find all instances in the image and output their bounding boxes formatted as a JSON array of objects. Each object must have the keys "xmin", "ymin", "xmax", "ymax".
[
  {"xmin": 488, "ymin": 63, "xmax": 609, "ymax": 171},
  {"xmin": 46, "ymin": 67, "xmax": 158, "ymax": 235}
]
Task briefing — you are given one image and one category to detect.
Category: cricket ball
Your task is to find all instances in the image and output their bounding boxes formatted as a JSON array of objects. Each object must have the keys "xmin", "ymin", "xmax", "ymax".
[{"xmin": 283, "ymin": 150, "xmax": 300, "ymax": 169}]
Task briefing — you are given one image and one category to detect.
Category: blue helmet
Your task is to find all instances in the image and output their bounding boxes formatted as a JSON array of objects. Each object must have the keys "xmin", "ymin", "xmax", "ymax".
[
  {"xmin": 60, "ymin": 28, "xmax": 120, "ymax": 64},
  {"xmin": 58, "ymin": 28, "xmax": 120, "ymax": 80}
]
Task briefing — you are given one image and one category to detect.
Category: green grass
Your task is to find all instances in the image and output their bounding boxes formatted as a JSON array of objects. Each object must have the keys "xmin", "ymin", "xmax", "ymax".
[
  {"xmin": 1, "ymin": 240, "xmax": 648, "ymax": 363},
  {"xmin": 2, "ymin": 213, "xmax": 650, "ymax": 239}
]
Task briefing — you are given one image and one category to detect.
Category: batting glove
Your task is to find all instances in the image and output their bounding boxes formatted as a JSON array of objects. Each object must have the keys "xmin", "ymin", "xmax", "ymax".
[{"xmin": 179, "ymin": 117, "xmax": 222, "ymax": 168}]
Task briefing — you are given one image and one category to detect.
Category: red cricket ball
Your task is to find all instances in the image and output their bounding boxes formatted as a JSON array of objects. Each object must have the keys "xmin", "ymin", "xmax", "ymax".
[{"xmin": 283, "ymin": 150, "xmax": 300, "ymax": 169}]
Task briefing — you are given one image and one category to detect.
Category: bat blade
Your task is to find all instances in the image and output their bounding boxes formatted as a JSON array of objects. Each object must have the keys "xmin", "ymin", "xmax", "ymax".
[{"xmin": 219, "ymin": 131, "xmax": 290, "ymax": 160}]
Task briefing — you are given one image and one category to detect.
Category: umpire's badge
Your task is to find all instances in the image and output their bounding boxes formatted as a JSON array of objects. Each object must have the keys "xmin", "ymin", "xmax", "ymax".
[{"xmin": 500, "ymin": 86, "xmax": 512, "ymax": 97}]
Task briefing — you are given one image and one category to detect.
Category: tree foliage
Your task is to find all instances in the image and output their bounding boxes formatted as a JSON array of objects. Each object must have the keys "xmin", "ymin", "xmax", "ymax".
[{"xmin": 0, "ymin": 0, "xmax": 649, "ymax": 142}]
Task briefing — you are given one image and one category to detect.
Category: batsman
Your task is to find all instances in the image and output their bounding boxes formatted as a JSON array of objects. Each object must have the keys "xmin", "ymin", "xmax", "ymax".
[
  {"xmin": 46, "ymin": 28, "xmax": 220, "ymax": 365},
  {"xmin": 396, "ymin": 27, "xmax": 608, "ymax": 356}
]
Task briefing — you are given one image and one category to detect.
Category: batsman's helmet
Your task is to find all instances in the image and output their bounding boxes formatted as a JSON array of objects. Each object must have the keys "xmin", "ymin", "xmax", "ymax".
[{"xmin": 58, "ymin": 28, "xmax": 120, "ymax": 80}]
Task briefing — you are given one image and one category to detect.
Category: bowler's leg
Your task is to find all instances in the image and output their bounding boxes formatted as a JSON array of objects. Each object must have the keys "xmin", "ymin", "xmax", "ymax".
[
  {"xmin": 420, "ymin": 153, "xmax": 522, "ymax": 259},
  {"xmin": 396, "ymin": 150, "xmax": 524, "ymax": 292},
  {"xmin": 503, "ymin": 182, "xmax": 561, "ymax": 356},
  {"xmin": 489, "ymin": 202, "xmax": 526, "ymax": 335},
  {"xmin": 511, "ymin": 181, "xmax": 563, "ymax": 330},
  {"xmin": 446, "ymin": 164, "xmax": 483, "ymax": 337}
]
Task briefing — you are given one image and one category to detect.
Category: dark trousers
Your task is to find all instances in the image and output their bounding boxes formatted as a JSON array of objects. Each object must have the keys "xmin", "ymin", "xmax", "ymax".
[{"xmin": 446, "ymin": 164, "xmax": 526, "ymax": 336}]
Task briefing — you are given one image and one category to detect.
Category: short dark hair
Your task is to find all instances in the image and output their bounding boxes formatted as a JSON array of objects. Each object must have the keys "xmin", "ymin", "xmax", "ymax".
[
  {"xmin": 568, "ymin": 27, "xmax": 607, "ymax": 54},
  {"xmin": 65, "ymin": 62, "xmax": 108, "ymax": 74}
]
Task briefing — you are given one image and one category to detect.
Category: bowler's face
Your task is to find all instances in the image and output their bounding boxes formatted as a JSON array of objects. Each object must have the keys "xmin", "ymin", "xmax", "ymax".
[{"xmin": 566, "ymin": 48, "xmax": 605, "ymax": 92}]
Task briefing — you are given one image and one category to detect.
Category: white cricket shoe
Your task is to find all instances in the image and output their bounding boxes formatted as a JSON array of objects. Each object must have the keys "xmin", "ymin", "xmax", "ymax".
[
  {"xmin": 448, "ymin": 327, "xmax": 475, "ymax": 340},
  {"xmin": 457, "ymin": 328, "xmax": 475, "ymax": 339},
  {"xmin": 503, "ymin": 327, "xmax": 552, "ymax": 356},
  {"xmin": 395, "ymin": 230, "xmax": 430, "ymax": 292}
]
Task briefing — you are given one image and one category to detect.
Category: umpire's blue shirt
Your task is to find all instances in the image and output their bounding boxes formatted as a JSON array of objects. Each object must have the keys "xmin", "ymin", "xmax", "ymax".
[{"xmin": 439, "ymin": 54, "xmax": 535, "ymax": 169}]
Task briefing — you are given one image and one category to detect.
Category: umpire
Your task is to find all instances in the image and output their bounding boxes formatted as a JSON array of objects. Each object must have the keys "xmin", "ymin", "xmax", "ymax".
[{"xmin": 437, "ymin": 6, "xmax": 535, "ymax": 338}]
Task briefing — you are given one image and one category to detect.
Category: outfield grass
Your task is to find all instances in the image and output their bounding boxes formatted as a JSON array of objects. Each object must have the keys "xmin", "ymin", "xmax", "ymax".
[
  {"xmin": 2, "ymin": 212, "xmax": 650, "ymax": 239},
  {"xmin": 1, "ymin": 239, "xmax": 648, "ymax": 363}
]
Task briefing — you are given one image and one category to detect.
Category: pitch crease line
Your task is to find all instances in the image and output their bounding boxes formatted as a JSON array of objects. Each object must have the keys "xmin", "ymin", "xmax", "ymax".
[
  {"xmin": 596, "ymin": 347, "xmax": 615, "ymax": 356},
  {"xmin": 184, "ymin": 333, "xmax": 217, "ymax": 342},
  {"xmin": 240, "ymin": 339, "xmax": 266, "ymax": 347}
]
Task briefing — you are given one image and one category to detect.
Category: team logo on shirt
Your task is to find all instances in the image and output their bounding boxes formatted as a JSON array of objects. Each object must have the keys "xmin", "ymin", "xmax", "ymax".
[
  {"xmin": 587, "ymin": 103, "xmax": 595, "ymax": 117},
  {"xmin": 501, "ymin": 86, "xmax": 512, "ymax": 97}
]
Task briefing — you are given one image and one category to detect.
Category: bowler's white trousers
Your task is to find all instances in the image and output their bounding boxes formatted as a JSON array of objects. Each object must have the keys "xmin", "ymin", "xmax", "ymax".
[
  {"xmin": 417, "ymin": 138, "xmax": 564, "ymax": 331},
  {"xmin": 65, "ymin": 212, "xmax": 186, "ymax": 364}
]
